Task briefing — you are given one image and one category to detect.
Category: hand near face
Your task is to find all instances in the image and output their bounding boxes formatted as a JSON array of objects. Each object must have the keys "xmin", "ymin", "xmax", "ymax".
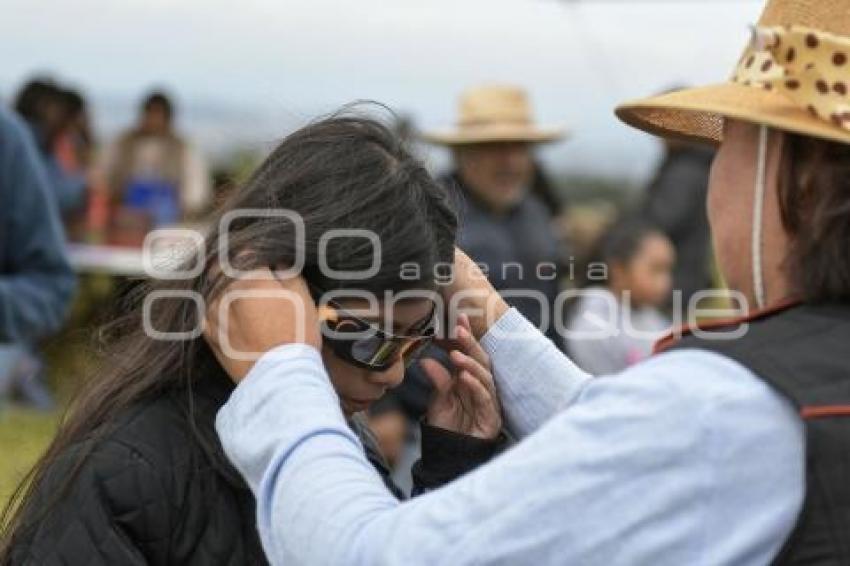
[
  {"xmin": 442, "ymin": 248, "xmax": 509, "ymax": 340},
  {"xmin": 421, "ymin": 314, "xmax": 503, "ymax": 440},
  {"xmin": 204, "ymin": 268, "xmax": 322, "ymax": 382}
]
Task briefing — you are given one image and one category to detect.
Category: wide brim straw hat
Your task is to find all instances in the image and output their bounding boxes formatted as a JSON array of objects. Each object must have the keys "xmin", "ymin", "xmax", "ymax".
[
  {"xmin": 423, "ymin": 85, "xmax": 566, "ymax": 145},
  {"xmin": 616, "ymin": 0, "xmax": 850, "ymax": 146}
]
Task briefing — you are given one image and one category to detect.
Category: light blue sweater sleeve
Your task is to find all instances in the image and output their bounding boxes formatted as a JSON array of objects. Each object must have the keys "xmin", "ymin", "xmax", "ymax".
[
  {"xmin": 479, "ymin": 307, "xmax": 592, "ymax": 438},
  {"xmin": 216, "ymin": 309, "xmax": 805, "ymax": 565}
]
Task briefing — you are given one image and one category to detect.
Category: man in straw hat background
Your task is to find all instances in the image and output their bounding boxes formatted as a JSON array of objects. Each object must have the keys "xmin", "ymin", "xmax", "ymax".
[
  {"xmin": 424, "ymin": 84, "xmax": 567, "ymax": 348},
  {"xmin": 208, "ymin": 0, "xmax": 850, "ymax": 563}
]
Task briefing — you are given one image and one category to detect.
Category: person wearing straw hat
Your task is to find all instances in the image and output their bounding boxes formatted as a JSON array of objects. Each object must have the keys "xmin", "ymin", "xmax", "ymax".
[
  {"xmin": 208, "ymin": 0, "xmax": 850, "ymax": 564},
  {"xmin": 423, "ymin": 85, "xmax": 567, "ymax": 347}
]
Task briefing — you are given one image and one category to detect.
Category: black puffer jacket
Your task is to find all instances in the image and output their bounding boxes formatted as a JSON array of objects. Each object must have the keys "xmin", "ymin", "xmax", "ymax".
[{"xmin": 7, "ymin": 366, "xmax": 502, "ymax": 565}]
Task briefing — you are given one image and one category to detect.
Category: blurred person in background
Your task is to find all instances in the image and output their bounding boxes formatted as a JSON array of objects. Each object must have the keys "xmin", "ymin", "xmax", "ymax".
[
  {"xmin": 52, "ymin": 88, "xmax": 94, "ymax": 183},
  {"xmin": 52, "ymin": 87, "xmax": 100, "ymax": 241},
  {"xmin": 13, "ymin": 78, "xmax": 88, "ymax": 216},
  {"xmin": 642, "ymin": 98, "xmax": 715, "ymax": 309},
  {"xmin": 101, "ymin": 90, "xmax": 211, "ymax": 241},
  {"xmin": 0, "ymin": 107, "xmax": 76, "ymax": 410},
  {"xmin": 424, "ymin": 85, "xmax": 567, "ymax": 346},
  {"xmin": 566, "ymin": 218, "xmax": 674, "ymax": 375},
  {"xmin": 529, "ymin": 158, "xmax": 564, "ymax": 218}
]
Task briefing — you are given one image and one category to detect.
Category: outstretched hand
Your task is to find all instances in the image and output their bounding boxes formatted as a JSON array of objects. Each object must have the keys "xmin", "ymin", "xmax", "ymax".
[{"xmin": 421, "ymin": 313, "xmax": 502, "ymax": 440}]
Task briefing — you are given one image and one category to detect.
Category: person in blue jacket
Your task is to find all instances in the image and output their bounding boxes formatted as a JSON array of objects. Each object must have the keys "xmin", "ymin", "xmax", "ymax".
[{"xmin": 0, "ymin": 107, "xmax": 76, "ymax": 407}]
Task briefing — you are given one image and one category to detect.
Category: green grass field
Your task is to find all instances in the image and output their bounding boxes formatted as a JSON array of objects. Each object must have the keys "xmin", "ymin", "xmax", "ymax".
[
  {"xmin": 0, "ymin": 276, "xmax": 113, "ymax": 512},
  {"xmin": 0, "ymin": 408, "xmax": 59, "ymax": 507}
]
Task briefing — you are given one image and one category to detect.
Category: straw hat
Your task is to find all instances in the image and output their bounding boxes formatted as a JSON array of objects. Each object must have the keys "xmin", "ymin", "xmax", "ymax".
[
  {"xmin": 423, "ymin": 85, "xmax": 566, "ymax": 145},
  {"xmin": 616, "ymin": 0, "xmax": 850, "ymax": 146}
]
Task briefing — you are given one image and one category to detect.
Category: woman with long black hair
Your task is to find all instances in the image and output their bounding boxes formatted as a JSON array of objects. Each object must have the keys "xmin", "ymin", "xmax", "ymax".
[{"xmin": 0, "ymin": 112, "xmax": 504, "ymax": 565}]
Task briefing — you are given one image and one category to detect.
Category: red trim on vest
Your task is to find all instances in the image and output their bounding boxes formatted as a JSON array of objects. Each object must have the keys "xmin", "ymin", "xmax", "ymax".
[
  {"xmin": 652, "ymin": 298, "xmax": 802, "ymax": 355},
  {"xmin": 801, "ymin": 406, "xmax": 850, "ymax": 420}
]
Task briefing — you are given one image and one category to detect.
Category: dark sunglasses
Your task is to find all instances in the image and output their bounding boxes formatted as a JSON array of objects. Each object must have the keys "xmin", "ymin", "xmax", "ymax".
[{"xmin": 314, "ymin": 289, "xmax": 436, "ymax": 372}]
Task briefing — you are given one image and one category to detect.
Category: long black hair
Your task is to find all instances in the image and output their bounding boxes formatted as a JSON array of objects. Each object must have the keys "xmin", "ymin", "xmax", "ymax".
[{"xmin": 0, "ymin": 108, "xmax": 457, "ymax": 556}]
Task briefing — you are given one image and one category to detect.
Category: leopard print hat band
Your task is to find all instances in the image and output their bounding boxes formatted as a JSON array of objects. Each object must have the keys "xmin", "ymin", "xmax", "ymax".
[{"xmin": 734, "ymin": 25, "xmax": 850, "ymax": 131}]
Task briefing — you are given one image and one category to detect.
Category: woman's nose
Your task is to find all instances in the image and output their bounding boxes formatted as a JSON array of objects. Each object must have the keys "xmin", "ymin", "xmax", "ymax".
[{"xmin": 367, "ymin": 361, "xmax": 405, "ymax": 389}]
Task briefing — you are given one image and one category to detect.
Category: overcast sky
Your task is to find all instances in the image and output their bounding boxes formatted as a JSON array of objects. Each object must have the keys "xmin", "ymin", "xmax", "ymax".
[{"xmin": 0, "ymin": 0, "xmax": 764, "ymax": 181}]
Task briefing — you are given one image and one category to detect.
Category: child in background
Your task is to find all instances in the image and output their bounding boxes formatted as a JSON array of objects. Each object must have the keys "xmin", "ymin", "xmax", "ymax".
[{"xmin": 567, "ymin": 219, "xmax": 675, "ymax": 375}]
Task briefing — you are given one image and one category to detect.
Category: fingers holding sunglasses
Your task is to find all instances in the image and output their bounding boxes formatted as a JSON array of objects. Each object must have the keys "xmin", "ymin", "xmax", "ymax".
[
  {"xmin": 455, "ymin": 315, "xmax": 491, "ymax": 375},
  {"xmin": 449, "ymin": 349, "xmax": 501, "ymax": 425},
  {"xmin": 449, "ymin": 349, "xmax": 492, "ymax": 393},
  {"xmin": 422, "ymin": 349, "xmax": 501, "ymax": 439},
  {"xmin": 423, "ymin": 360, "xmax": 499, "ymax": 440},
  {"xmin": 452, "ymin": 318, "xmax": 498, "ymax": 398},
  {"xmin": 422, "ymin": 358, "xmax": 473, "ymax": 435},
  {"xmin": 420, "ymin": 358, "xmax": 453, "ymax": 397},
  {"xmin": 456, "ymin": 369, "xmax": 502, "ymax": 439}
]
